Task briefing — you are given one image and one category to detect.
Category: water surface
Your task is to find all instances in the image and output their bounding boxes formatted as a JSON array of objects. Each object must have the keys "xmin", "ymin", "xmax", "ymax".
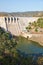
[{"xmin": 16, "ymin": 37, "xmax": 43, "ymax": 54}]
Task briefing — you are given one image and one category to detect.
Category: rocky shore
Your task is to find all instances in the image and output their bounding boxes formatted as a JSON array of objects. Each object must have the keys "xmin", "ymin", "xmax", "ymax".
[{"xmin": 29, "ymin": 35, "xmax": 43, "ymax": 46}]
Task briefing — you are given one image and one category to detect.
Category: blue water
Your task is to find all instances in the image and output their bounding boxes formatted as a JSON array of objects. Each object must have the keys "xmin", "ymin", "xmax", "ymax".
[{"xmin": 16, "ymin": 40, "xmax": 43, "ymax": 54}]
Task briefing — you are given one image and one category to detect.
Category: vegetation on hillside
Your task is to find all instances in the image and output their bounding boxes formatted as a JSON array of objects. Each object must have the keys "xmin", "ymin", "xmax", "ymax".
[
  {"xmin": 0, "ymin": 27, "xmax": 17, "ymax": 55},
  {"xmin": 26, "ymin": 18, "xmax": 43, "ymax": 32},
  {"xmin": 0, "ymin": 11, "xmax": 43, "ymax": 17}
]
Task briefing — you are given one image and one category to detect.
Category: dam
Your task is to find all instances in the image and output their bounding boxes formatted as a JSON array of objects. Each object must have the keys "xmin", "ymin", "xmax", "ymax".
[{"xmin": 0, "ymin": 16, "xmax": 40, "ymax": 37}]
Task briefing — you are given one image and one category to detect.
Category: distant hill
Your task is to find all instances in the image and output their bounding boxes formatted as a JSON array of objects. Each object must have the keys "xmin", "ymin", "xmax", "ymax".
[{"xmin": 0, "ymin": 11, "xmax": 43, "ymax": 17}]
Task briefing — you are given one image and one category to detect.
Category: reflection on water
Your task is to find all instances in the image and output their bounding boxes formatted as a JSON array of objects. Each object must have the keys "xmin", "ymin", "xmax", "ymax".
[{"xmin": 16, "ymin": 39, "xmax": 43, "ymax": 54}]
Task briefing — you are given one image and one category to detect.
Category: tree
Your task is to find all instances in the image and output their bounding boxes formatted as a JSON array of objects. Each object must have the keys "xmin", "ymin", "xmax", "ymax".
[
  {"xmin": 35, "ymin": 27, "xmax": 38, "ymax": 32},
  {"xmin": 0, "ymin": 27, "xmax": 17, "ymax": 55},
  {"xmin": 37, "ymin": 57, "xmax": 43, "ymax": 65},
  {"xmin": 37, "ymin": 18, "xmax": 43, "ymax": 28}
]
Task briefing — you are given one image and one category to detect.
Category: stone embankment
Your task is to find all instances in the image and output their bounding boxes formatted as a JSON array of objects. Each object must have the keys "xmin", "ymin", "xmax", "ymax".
[
  {"xmin": 29, "ymin": 35, "xmax": 43, "ymax": 46},
  {"xmin": 21, "ymin": 32, "xmax": 43, "ymax": 46}
]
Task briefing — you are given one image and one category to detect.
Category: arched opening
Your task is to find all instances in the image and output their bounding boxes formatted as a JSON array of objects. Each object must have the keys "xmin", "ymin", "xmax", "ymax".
[
  {"xmin": 17, "ymin": 18, "xmax": 19, "ymax": 21},
  {"xmin": 14, "ymin": 17, "xmax": 16, "ymax": 23},
  {"xmin": 8, "ymin": 17, "xmax": 10, "ymax": 23},
  {"xmin": 5, "ymin": 17, "xmax": 7, "ymax": 22},
  {"xmin": 11, "ymin": 17, "xmax": 13, "ymax": 23}
]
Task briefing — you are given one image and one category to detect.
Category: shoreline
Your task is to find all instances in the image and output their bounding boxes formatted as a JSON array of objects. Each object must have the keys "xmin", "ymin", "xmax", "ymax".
[{"xmin": 29, "ymin": 36, "xmax": 43, "ymax": 46}]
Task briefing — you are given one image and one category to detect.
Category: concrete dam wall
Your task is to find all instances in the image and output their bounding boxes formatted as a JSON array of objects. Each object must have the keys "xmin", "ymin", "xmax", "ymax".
[{"xmin": 0, "ymin": 16, "xmax": 40, "ymax": 36}]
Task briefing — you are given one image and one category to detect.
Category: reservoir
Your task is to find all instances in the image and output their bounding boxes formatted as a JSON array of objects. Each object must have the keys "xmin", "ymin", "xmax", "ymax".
[{"xmin": 16, "ymin": 37, "xmax": 43, "ymax": 54}]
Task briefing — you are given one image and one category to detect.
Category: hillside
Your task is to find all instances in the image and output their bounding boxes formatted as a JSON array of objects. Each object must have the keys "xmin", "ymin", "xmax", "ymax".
[{"xmin": 0, "ymin": 11, "xmax": 43, "ymax": 17}]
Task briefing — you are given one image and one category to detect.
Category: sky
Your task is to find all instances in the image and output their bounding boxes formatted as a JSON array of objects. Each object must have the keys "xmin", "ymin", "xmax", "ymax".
[{"xmin": 0, "ymin": 0, "xmax": 43, "ymax": 12}]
